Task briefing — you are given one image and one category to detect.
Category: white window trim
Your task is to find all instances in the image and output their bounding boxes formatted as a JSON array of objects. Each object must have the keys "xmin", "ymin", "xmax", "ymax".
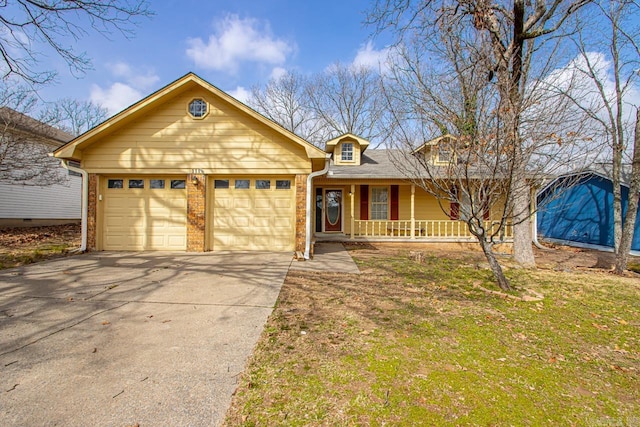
[
  {"xmin": 370, "ymin": 186, "xmax": 389, "ymax": 220},
  {"xmin": 340, "ymin": 142, "xmax": 354, "ymax": 162}
]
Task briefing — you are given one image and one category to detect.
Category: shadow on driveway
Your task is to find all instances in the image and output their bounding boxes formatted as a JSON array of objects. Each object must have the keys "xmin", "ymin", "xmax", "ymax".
[{"xmin": 0, "ymin": 251, "xmax": 292, "ymax": 426}]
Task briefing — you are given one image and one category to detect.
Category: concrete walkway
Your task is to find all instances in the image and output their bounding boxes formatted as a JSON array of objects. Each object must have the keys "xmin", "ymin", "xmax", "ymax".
[
  {"xmin": 0, "ymin": 251, "xmax": 292, "ymax": 427},
  {"xmin": 290, "ymin": 242, "xmax": 360, "ymax": 274}
]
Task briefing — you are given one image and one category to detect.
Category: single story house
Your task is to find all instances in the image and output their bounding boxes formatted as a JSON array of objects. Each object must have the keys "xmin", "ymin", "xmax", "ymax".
[
  {"xmin": 0, "ymin": 107, "xmax": 80, "ymax": 228},
  {"xmin": 53, "ymin": 73, "xmax": 513, "ymax": 256},
  {"xmin": 536, "ymin": 166, "xmax": 640, "ymax": 253}
]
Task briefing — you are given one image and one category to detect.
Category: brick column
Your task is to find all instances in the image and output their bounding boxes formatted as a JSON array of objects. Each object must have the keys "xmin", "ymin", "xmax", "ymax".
[
  {"xmin": 87, "ymin": 173, "xmax": 98, "ymax": 251},
  {"xmin": 187, "ymin": 173, "xmax": 206, "ymax": 252},
  {"xmin": 295, "ymin": 174, "xmax": 308, "ymax": 253}
]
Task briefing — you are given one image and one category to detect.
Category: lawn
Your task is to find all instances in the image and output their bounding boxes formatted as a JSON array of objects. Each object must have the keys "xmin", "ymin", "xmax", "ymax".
[{"xmin": 225, "ymin": 243, "xmax": 640, "ymax": 426}]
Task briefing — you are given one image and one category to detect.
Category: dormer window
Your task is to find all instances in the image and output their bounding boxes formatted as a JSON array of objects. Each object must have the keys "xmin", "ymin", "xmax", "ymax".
[
  {"xmin": 438, "ymin": 145, "xmax": 452, "ymax": 164},
  {"xmin": 341, "ymin": 142, "xmax": 353, "ymax": 161}
]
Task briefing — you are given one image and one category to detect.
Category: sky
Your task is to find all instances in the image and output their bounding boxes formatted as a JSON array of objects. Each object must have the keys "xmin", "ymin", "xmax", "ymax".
[{"xmin": 35, "ymin": 0, "xmax": 392, "ymax": 115}]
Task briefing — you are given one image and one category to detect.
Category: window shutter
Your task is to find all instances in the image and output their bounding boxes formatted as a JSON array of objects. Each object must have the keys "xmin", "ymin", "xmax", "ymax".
[
  {"xmin": 390, "ymin": 185, "xmax": 399, "ymax": 220},
  {"xmin": 450, "ymin": 186, "xmax": 459, "ymax": 220},
  {"xmin": 360, "ymin": 185, "xmax": 369, "ymax": 220}
]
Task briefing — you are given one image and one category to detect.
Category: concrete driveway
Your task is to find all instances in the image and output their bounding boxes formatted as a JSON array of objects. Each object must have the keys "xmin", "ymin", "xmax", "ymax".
[{"xmin": 0, "ymin": 251, "xmax": 292, "ymax": 426}]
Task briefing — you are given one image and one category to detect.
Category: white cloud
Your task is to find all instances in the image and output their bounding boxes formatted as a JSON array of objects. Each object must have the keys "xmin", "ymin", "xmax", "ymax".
[
  {"xmin": 107, "ymin": 61, "xmax": 160, "ymax": 90},
  {"xmin": 90, "ymin": 82, "xmax": 142, "ymax": 114},
  {"xmin": 270, "ymin": 66, "xmax": 288, "ymax": 81},
  {"xmin": 227, "ymin": 86, "xmax": 251, "ymax": 104},
  {"xmin": 352, "ymin": 41, "xmax": 393, "ymax": 73},
  {"xmin": 186, "ymin": 14, "xmax": 294, "ymax": 74},
  {"xmin": 90, "ymin": 62, "xmax": 160, "ymax": 114}
]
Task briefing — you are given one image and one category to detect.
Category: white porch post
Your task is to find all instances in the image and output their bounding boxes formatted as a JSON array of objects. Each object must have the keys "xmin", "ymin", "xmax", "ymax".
[
  {"xmin": 350, "ymin": 184, "xmax": 355, "ymax": 240},
  {"xmin": 410, "ymin": 183, "xmax": 416, "ymax": 239}
]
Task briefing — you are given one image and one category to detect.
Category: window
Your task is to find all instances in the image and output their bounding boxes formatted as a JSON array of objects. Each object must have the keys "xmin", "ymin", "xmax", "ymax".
[
  {"xmin": 107, "ymin": 179, "xmax": 123, "ymax": 189},
  {"xmin": 341, "ymin": 142, "xmax": 353, "ymax": 161},
  {"xmin": 188, "ymin": 99, "xmax": 207, "ymax": 118},
  {"xmin": 370, "ymin": 187, "xmax": 388, "ymax": 220},
  {"xmin": 128, "ymin": 179, "xmax": 144, "ymax": 189},
  {"xmin": 170, "ymin": 179, "xmax": 186, "ymax": 189},
  {"xmin": 150, "ymin": 179, "xmax": 165, "ymax": 189},
  {"xmin": 438, "ymin": 145, "xmax": 452, "ymax": 163},
  {"xmin": 235, "ymin": 179, "xmax": 250, "ymax": 189},
  {"xmin": 214, "ymin": 179, "xmax": 229, "ymax": 189},
  {"xmin": 276, "ymin": 180, "xmax": 291, "ymax": 189},
  {"xmin": 256, "ymin": 179, "xmax": 270, "ymax": 189}
]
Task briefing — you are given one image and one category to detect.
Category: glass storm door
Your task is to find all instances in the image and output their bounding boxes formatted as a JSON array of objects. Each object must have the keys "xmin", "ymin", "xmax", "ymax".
[{"xmin": 324, "ymin": 190, "xmax": 342, "ymax": 232}]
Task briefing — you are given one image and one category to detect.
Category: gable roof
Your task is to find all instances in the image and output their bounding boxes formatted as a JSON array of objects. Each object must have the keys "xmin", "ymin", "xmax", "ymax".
[
  {"xmin": 411, "ymin": 134, "xmax": 457, "ymax": 154},
  {"xmin": 325, "ymin": 133, "xmax": 370, "ymax": 153},
  {"xmin": 0, "ymin": 107, "xmax": 74, "ymax": 146},
  {"xmin": 54, "ymin": 72, "xmax": 327, "ymax": 160}
]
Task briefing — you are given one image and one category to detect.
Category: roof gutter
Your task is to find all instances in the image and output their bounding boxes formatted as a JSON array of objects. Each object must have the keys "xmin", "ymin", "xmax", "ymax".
[
  {"xmin": 58, "ymin": 158, "xmax": 88, "ymax": 252},
  {"xmin": 304, "ymin": 156, "xmax": 331, "ymax": 259}
]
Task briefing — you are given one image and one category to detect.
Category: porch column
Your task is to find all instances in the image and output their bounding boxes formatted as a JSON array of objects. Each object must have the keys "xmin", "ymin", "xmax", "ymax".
[
  {"xmin": 350, "ymin": 184, "xmax": 355, "ymax": 240},
  {"xmin": 410, "ymin": 183, "xmax": 416, "ymax": 240}
]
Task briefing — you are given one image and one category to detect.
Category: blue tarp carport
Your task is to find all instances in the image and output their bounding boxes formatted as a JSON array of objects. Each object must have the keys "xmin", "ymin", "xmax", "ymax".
[{"xmin": 537, "ymin": 170, "xmax": 640, "ymax": 252}]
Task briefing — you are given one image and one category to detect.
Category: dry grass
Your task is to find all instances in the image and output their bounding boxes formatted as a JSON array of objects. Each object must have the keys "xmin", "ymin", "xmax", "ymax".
[
  {"xmin": 225, "ymin": 243, "xmax": 640, "ymax": 426},
  {"xmin": 0, "ymin": 223, "xmax": 81, "ymax": 269}
]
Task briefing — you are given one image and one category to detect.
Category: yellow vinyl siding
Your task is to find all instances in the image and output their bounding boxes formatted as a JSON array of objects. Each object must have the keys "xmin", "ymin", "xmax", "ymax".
[
  {"xmin": 411, "ymin": 186, "xmax": 450, "ymax": 220},
  {"xmin": 82, "ymin": 90, "xmax": 311, "ymax": 174}
]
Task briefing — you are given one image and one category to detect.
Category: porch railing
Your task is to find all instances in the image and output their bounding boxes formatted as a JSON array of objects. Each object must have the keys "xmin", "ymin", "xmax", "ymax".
[{"xmin": 353, "ymin": 220, "xmax": 513, "ymax": 240}]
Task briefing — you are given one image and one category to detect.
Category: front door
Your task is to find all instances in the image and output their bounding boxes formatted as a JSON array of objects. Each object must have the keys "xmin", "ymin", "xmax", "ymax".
[{"xmin": 324, "ymin": 189, "xmax": 342, "ymax": 232}]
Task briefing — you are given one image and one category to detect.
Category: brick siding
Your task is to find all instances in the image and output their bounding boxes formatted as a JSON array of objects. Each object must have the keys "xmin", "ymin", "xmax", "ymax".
[{"xmin": 187, "ymin": 173, "xmax": 206, "ymax": 251}]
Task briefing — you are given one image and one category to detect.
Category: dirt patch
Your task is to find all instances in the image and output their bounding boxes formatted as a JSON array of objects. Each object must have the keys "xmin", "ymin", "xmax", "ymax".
[
  {"xmin": 344, "ymin": 241, "xmax": 633, "ymax": 273},
  {"xmin": 0, "ymin": 223, "xmax": 81, "ymax": 269}
]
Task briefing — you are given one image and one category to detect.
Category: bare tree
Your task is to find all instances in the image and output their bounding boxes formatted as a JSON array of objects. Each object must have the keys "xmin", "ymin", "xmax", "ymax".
[
  {"xmin": 248, "ymin": 71, "xmax": 331, "ymax": 147},
  {"xmin": 380, "ymin": 13, "xmax": 591, "ymax": 289},
  {"xmin": 368, "ymin": 0, "xmax": 592, "ymax": 268},
  {"xmin": 0, "ymin": 0, "xmax": 152, "ymax": 84},
  {"xmin": 306, "ymin": 63, "xmax": 385, "ymax": 144},
  {"xmin": 40, "ymin": 98, "xmax": 109, "ymax": 136},
  {"xmin": 0, "ymin": 85, "xmax": 73, "ymax": 185},
  {"xmin": 547, "ymin": 0, "xmax": 639, "ymax": 273}
]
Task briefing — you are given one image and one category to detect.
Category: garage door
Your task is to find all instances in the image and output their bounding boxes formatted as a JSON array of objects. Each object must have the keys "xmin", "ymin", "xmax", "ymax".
[
  {"xmin": 211, "ymin": 177, "xmax": 295, "ymax": 251},
  {"xmin": 102, "ymin": 176, "xmax": 187, "ymax": 250}
]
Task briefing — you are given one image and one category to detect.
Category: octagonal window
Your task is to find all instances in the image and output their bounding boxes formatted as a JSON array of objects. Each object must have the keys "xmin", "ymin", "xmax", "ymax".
[{"xmin": 189, "ymin": 99, "xmax": 208, "ymax": 118}]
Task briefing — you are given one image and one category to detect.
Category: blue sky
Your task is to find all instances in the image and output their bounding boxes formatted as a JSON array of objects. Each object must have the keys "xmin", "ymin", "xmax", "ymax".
[{"xmin": 38, "ymin": 0, "xmax": 391, "ymax": 114}]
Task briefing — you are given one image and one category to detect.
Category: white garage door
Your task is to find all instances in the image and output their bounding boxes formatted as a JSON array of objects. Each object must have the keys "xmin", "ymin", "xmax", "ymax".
[
  {"xmin": 211, "ymin": 177, "xmax": 295, "ymax": 251},
  {"xmin": 102, "ymin": 176, "xmax": 187, "ymax": 250}
]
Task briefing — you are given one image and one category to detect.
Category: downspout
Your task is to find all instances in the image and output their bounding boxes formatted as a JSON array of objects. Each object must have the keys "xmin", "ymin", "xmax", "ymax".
[
  {"xmin": 58, "ymin": 158, "xmax": 88, "ymax": 252},
  {"xmin": 304, "ymin": 155, "xmax": 331, "ymax": 259},
  {"xmin": 531, "ymin": 185, "xmax": 551, "ymax": 250}
]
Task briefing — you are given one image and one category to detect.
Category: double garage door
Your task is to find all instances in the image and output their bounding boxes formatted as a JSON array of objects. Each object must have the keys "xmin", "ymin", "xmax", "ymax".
[{"xmin": 102, "ymin": 176, "xmax": 295, "ymax": 251}]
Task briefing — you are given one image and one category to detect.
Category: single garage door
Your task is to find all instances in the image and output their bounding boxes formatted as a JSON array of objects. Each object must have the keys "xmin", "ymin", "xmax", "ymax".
[
  {"xmin": 102, "ymin": 176, "xmax": 187, "ymax": 250},
  {"xmin": 211, "ymin": 177, "xmax": 295, "ymax": 251}
]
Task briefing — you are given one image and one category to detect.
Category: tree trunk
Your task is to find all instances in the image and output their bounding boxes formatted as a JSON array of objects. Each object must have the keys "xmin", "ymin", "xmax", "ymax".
[
  {"xmin": 612, "ymin": 139, "xmax": 623, "ymax": 253},
  {"xmin": 512, "ymin": 166, "xmax": 536, "ymax": 268},
  {"xmin": 614, "ymin": 108, "xmax": 640, "ymax": 274},
  {"xmin": 478, "ymin": 238, "xmax": 511, "ymax": 291}
]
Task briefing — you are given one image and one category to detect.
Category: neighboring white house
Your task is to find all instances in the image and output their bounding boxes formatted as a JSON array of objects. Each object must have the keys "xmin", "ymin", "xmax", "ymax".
[{"xmin": 0, "ymin": 107, "xmax": 80, "ymax": 228}]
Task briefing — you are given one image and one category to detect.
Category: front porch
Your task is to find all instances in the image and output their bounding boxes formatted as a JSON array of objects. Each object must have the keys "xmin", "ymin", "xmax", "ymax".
[
  {"xmin": 315, "ymin": 219, "xmax": 513, "ymax": 242},
  {"xmin": 313, "ymin": 180, "xmax": 513, "ymax": 243}
]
